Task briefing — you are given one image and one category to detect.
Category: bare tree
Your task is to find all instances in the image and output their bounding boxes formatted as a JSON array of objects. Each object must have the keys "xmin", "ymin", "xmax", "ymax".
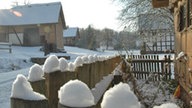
[{"xmin": 113, "ymin": 0, "xmax": 174, "ymax": 34}]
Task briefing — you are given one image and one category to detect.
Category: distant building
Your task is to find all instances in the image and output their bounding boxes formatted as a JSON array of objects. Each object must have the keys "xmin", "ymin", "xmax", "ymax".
[
  {"xmin": 0, "ymin": 2, "xmax": 66, "ymax": 52},
  {"xmin": 63, "ymin": 27, "xmax": 80, "ymax": 46},
  {"xmin": 138, "ymin": 13, "xmax": 174, "ymax": 54}
]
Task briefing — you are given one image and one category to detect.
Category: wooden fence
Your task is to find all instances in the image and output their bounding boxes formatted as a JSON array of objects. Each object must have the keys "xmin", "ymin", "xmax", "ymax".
[
  {"xmin": 127, "ymin": 55, "xmax": 173, "ymax": 80},
  {"xmin": 11, "ymin": 56, "xmax": 122, "ymax": 108}
]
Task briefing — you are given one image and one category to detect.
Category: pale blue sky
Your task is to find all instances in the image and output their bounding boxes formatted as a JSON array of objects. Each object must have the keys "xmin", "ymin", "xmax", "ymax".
[{"xmin": 0, "ymin": 0, "xmax": 122, "ymax": 31}]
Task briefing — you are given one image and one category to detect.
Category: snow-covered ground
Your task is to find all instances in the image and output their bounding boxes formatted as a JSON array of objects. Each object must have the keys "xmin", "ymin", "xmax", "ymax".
[
  {"xmin": 0, "ymin": 46, "xmax": 180, "ymax": 108},
  {"xmin": 0, "ymin": 46, "xmax": 118, "ymax": 108}
]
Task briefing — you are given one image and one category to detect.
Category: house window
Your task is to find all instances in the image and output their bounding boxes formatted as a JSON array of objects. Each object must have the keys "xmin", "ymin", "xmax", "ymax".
[{"xmin": 180, "ymin": 4, "xmax": 187, "ymax": 31}]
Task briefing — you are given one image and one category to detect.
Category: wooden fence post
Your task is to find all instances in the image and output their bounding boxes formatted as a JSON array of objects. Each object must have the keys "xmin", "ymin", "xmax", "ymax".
[
  {"xmin": 44, "ymin": 71, "xmax": 77, "ymax": 108},
  {"xmin": 11, "ymin": 98, "xmax": 48, "ymax": 108},
  {"xmin": 76, "ymin": 65, "xmax": 92, "ymax": 88},
  {"xmin": 90, "ymin": 62, "xmax": 96, "ymax": 88},
  {"xmin": 94, "ymin": 61, "xmax": 101, "ymax": 85},
  {"xmin": 30, "ymin": 79, "xmax": 46, "ymax": 96},
  {"xmin": 58, "ymin": 103, "xmax": 95, "ymax": 108}
]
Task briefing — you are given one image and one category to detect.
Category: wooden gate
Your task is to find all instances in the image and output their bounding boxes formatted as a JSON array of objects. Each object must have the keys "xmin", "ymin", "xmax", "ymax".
[{"xmin": 128, "ymin": 55, "xmax": 173, "ymax": 80}]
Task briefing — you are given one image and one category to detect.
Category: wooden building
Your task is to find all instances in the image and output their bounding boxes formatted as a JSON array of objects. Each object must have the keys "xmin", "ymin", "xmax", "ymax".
[
  {"xmin": 0, "ymin": 2, "xmax": 66, "ymax": 52},
  {"xmin": 63, "ymin": 27, "xmax": 80, "ymax": 46},
  {"xmin": 152, "ymin": 0, "xmax": 192, "ymax": 107}
]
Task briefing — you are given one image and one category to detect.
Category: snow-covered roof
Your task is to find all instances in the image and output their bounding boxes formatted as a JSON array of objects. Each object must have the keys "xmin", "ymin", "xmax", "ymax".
[
  {"xmin": 0, "ymin": 2, "xmax": 64, "ymax": 26},
  {"xmin": 63, "ymin": 27, "xmax": 79, "ymax": 38}
]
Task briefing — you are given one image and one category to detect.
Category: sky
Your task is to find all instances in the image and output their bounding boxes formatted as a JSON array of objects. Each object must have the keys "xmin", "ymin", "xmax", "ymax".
[{"xmin": 0, "ymin": 0, "xmax": 122, "ymax": 31}]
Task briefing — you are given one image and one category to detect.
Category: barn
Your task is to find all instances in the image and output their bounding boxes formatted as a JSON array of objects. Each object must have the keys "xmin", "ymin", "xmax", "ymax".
[
  {"xmin": 63, "ymin": 27, "xmax": 80, "ymax": 46},
  {"xmin": 0, "ymin": 2, "xmax": 66, "ymax": 52}
]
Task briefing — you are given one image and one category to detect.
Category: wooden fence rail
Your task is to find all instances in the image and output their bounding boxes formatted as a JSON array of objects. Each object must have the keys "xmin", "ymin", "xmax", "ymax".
[{"xmin": 127, "ymin": 55, "xmax": 173, "ymax": 81}]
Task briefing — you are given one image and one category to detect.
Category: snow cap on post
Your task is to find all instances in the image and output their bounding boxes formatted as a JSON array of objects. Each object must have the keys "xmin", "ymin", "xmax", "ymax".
[
  {"xmin": 101, "ymin": 82, "xmax": 140, "ymax": 108},
  {"xmin": 28, "ymin": 64, "xmax": 44, "ymax": 82},
  {"xmin": 74, "ymin": 56, "xmax": 83, "ymax": 67},
  {"xmin": 68, "ymin": 62, "xmax": 75, "ymax": 71},
  {"xmin": 153, "ymin": 103, "xmax": 180, "ymax": 108},
  {"xmin": 81, "ymin": 55, "xmax": 89, "ymax": 64},
  {"xmin": 88, "ymin": 55, "xmax": 95, "ymax": 63},
  {"xmin": 11, "ymin": 74, "xmax": 46, "ymax": 100},
  {"xmin": 58, "ymin": 79, "xmax": 95, "ymax": 107},
  {"xmin": 43, "ymin": 55, "xmax": 59, "ymax": 73},
  {"xmin": 59, "ymin": 58, "xmax": 68, "ymax": 72}
]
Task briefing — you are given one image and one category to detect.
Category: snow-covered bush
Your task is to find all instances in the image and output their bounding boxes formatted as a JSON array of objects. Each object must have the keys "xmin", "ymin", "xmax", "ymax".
[
  {"xmin": 101, "ymin": 82, "xmax": 140, "ymax": 108},
  {"xmin": 43, "ymin": 55, "xmax": 59, "ymax": 73},
  {"xmin": 58, "ymin": 79, "xmax": 95, "ymax": 107},
  {"xmin": 153, "ymin": 103, "xmax": 180, "ymax": 108},
  {"xmin": 73, "ymin": 56, "xmax": 83, "ymax": 67},
  {"xmin": 59, "ymin": 58, "xmax": 68, "ymax": 72},
  {"xmin": 28, "ymin": 64, "xmax": 44, "ymax": 82},
  {"xmin": 11, "ymin": 74, "xmax": 46, "ymax": 100}
]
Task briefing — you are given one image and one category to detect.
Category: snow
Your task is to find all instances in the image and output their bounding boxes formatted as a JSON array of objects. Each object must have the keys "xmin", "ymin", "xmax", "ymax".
[
  {"xmin": 101, "ymin": 82, "xmax": 141, "ymax": 108},
  {"xmin": 43, "ymin": 55, "xmax": 60, "ymax": 73},
  {"xmin": 0, "ymin": 46, "xmax": 116, "ymax": 108},
  {"xmin": 63, "ymin": 27, "xmax": 79, "ymax": 38},
  {"xmin": 59, "ymin": 58, "xmax": 68, "ymax": 72},
  {"xmin": 58, "ymin": 79, "xmax": 95, "ymax": 107},
  {"xmin": 73, "ymin": 56, "xmax": 83, "ymax": 67},
  {"xmin": 0, "ymin": 46, "xmax": 180, "ymax": 108},
  {"xmin": 11, "ymin": 74, "xmax": 46, "ymax": 100},
  {"xmin": 81, "ymin": 55, "xmax": 90, "ymax": 64},
  {"xmin": 0, "ymin": 2, "xmax": 62, "ymax": 26},
  {"xmin": 92, "ymin": 74, "xmax": 114, "ymax": 104},
  {"xmin": 176, "ymin": 51, "xmax": 185, "ymax": 60},
  {"xmin": 28, "ymin": 64, "xmax": 44, "ymax": 82},
  {"xmin": 67, "ymin": 62, "xmax": 76, "ymax": 71},
  {"xmin": 88, "ymin": 55, "xmax": 95, "ymax": 63},
  {"xmin": 153, "ymin": 103, "xmax": 180, "ymax": 108}
]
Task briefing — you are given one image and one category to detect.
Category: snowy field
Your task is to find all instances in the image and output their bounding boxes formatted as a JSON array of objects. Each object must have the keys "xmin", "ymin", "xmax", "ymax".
[{"xmin": 0, "ymin": 46, "xmax": 180, "ymax": 108}]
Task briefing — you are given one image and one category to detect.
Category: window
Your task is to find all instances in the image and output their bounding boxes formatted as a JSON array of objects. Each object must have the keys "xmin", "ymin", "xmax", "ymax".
[{"xmin": 180, "ymin": 4, "xmax": 187, "ymax": 31}]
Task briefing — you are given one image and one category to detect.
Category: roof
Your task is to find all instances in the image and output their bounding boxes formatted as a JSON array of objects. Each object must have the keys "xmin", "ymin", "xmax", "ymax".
[
  {"xmin": 0, "ymin": 2, "xmax": 65, "ymax": 26},
  {"xmin": 63, "ymin": 27, "xmax": 79, "ymax": 38}
]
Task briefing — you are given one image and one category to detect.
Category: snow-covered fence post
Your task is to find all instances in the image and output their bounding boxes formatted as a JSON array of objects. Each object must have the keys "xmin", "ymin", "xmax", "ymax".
[
  {"xmin": 44, "ymin": 71, "xmax": 77, "ymax": 108},
  {"xmin": 58, "ymin": 80, "xmax": 95, "ymax": 108},
  {"xmin": 43, "ymin": 55, "xmax": 77, "ymax": 108},
  {"xmin": 11, "ymin": 74, "xmax": 48, "ymax": 108},
  {"xmin": 101, "ymin": 83, "xmax": 141, "ymax": 108},
  {"xmin": 28, "ymin": 64, "xmax": 46, "ymax": 96}
]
